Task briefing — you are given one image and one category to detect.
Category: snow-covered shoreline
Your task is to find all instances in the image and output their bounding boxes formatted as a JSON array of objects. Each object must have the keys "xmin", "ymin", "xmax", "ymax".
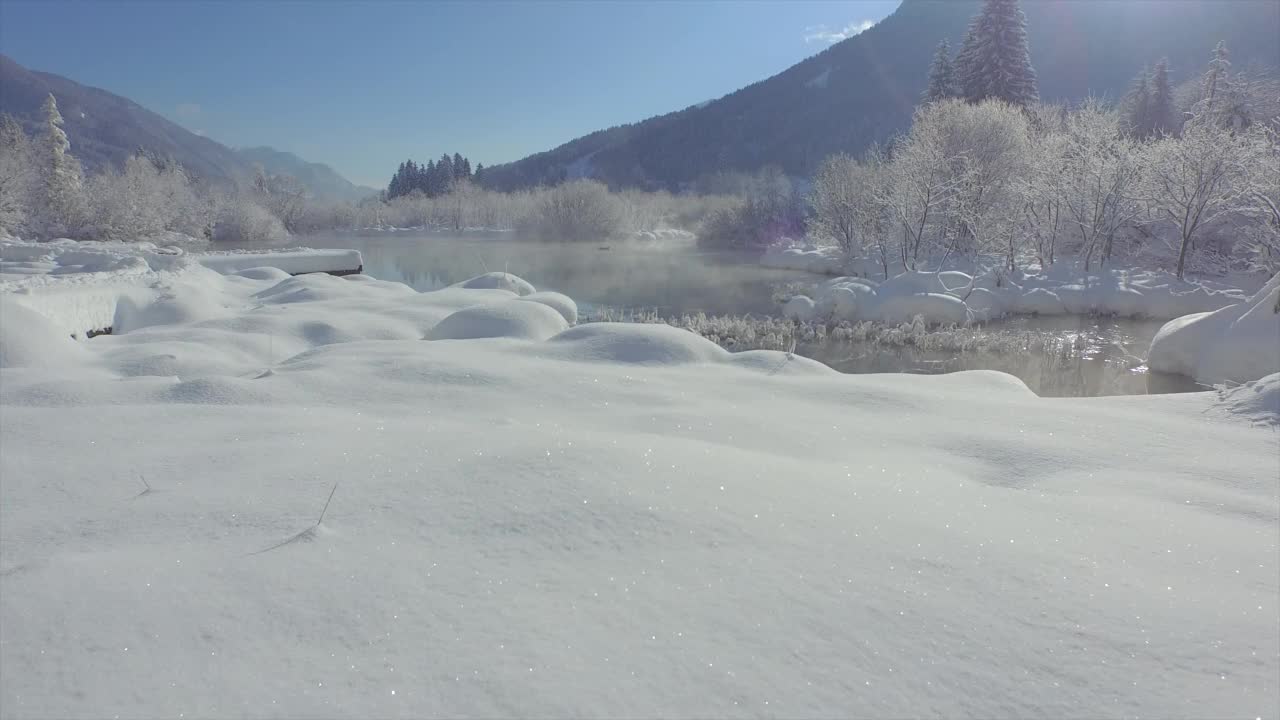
[
  {"xmin": 1, "ymin": 251, "xmax": 1277, "ymax": 717},
  {"xmin": 1, "ymin": 238, "xmax": 364, "ymax": 337},
  {"xmin": 768, "ymin": 244, "xmax": 1260, "ymax": 325}
]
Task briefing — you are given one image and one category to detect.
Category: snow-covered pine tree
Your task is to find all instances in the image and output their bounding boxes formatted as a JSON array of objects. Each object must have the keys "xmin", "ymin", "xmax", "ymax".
[
  {"xmin": 1148, "ymin": 58, "xmax": 1175, "ymax": 137},
  {"xmin": 922, "ymin": 39, "xmax": 959, "ymax": 104},
  {"xmin": 452, "ymin": 153, "xmax": 466, "ymax": 180},
  {"xmin": 1194, "ymin": 41, "xmax": 1250, "ymax": 131},
  {"xmin": 37, "ymin": 93, "xmax": 86, "ymax": 238},
  {"xmin": 954, "ymin": 0, "xmax": 1039, "ymax": 108}
]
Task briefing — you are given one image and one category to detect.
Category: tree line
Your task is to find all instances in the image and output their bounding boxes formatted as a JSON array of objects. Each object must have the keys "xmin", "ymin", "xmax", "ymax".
[{"xmin": 386, "ymin": 153, "xmax": 483, "ymax": 199}]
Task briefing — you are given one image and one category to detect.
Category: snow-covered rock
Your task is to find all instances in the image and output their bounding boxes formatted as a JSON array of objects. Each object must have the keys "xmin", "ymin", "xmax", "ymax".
[{"xmin": 1148, "ymin": 273, "xmax": 1280, "ymax": 383}]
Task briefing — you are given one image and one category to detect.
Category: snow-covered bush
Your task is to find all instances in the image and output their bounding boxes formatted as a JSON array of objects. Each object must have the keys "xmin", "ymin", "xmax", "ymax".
[
  {"xmin": 212, "ymin": 196, "xmax": 288, "ymax": 244},
  {"xmin": 84, "ymin": 155, "xmax": 208, "ymax": 241},
  {"xmin": 518, "ymin": 179, "xmax": 623, "ymax": 242}
]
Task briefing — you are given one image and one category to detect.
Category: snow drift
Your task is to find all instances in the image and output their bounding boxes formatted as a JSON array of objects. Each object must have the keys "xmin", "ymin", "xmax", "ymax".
[
  {"xmin": 2, "ymin": 251, "xmax": 1276, "ymax": 719},
  {"xmin": 1148, "ymin": 273, "xmax": 1280, "ymax": 383}
]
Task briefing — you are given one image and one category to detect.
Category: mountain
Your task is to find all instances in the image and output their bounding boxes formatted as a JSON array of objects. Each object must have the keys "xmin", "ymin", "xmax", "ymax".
[
  {"xmin": 237, "ymin": 146, "xmax": 376, "ymax": 202},
  {"xmin": 0, "ymin": 53, "xmax": 251, "ymax": 187},
  {"xmin": 0, "ymin": 54, "xmax": 370, "ymax": 201},
  {"xmin": 482, "ymin": 0, "xmax": 1280, "ymax": 191}
]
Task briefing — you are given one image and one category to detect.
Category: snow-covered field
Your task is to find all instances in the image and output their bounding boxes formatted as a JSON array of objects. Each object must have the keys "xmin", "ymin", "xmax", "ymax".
[{"xmin": 1, "ymin": 245, "xmax": 1277, "ymax": 718}]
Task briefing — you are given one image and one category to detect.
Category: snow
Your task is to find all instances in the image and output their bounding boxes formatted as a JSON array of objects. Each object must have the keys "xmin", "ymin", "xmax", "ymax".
[
  {"xmin": 783, "ymin": 263, "xmax": 1251, "ymax": 326},
  {"xmin": 425, "ymin": 299, "xmax": 569, "ymax": 341},
  {"xmin": 1148, "ymin": 272, "xmax": 1280, "ymax": 383},
  {"xmin": 761, "ymin": 244, "xmax": 846, "ymax": 274},
  {"xmin": 0, "ymin": 301, "xmax": 86, "ymax": 368},
  {"xmin": 196, "ymin": 248, "xmax": 363, "ymax": 276},
  {"xmin": 2, "ymin": 263, "xmax": 1277, "ymax": 718},
  {"xmin": 0, "ymin": 238, "xmax": 367, "ymax": 337},
  {"xmin": 1215, "ymin": 373, "xmax": 1280, "ymax": 426},
  {"xmin": 452, "ymin": 271, "xmax": 536, "ymax": 296}
]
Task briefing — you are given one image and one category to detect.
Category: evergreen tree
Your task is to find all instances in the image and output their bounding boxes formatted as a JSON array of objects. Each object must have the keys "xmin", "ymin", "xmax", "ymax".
[
  {"xmin": 1124, "ymin": 65, "xmax": 1152, "ymax": 137},
  {"xmin": 452, "ymin": 152, "xmax": 466, "ymax": 180},
  {"xmin": 1194, "ymin": 41, "xmax": 1250, "ymax": 131},
  {"xmin": 438, "ymin": 154, "xmax": 455, "ymax": 188},
  {"xmin": 954, "ymin": 0, "xmax": 1038, "ymax": 108},
  {"xmin": 1148, "ymin": 58, "xmax": 1175, "ymax": 137},
  {"xmin": 37, "ymin": 93, "xmax": 85, "ymax": 237},
  {"xmin": 460, "ymin": 157, "xmax": 472, "ymax": 179},
  {"xmin": 923, "ymin": 39, "xmax": 959, "ymax": 104},
  {"xmin": 426, "ymin": 159, "xmax": 441, "ymax": 196},
  {"xmin": 473, "ymin": 163, "xmax": 485, "ymax": 186}
]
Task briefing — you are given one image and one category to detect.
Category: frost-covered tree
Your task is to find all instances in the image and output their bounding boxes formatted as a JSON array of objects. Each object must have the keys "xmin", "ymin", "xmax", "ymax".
[
  {"xmin": 0, "ymin": 114, "xmax": 35, "ymax": 235},
  {"xmin": 253, "ymin": 165, "xmax": 307, "ymax": 233},
  {"xmin": 1148, "ymin": 59, "xmax": 1176, "ymax": 137},
  {"xmin": 1141, "ymin": 120, "xmax": 1257, "ymax": 278},
  {"xmin": 810, "ymin": 154, "xmax": 864, "ymax": 254},
  {"xmin": 1058, "ymin": 101, "xmax": 1144, "ymax": 269},
  {"xmin": 955, "ymin": 0, "xmax": 1038, "ymax": 108},
  {"xmin": 520, "ymin": 179, "xmax": 623, "ymax": 241},
  {"xmin": 1192, "ymin": 41, "xmax": 1252, "ymax": 132},
  {"xmin": 1123, "ymin": 66, "xmax": 1152, "ymax": 137},
  {"xmin": 1236, "ymin": 125, "xmax": 1280, "ymax": 272},
  {"xmin": 923, "ymin": 39, "xmax": 959, "ymax": 104},
  {"xmin": 85, "ymin": 154, "xmax": 206, "ymax": 241},
  {"xmin": 35, "ymin": 93, "xmax": 87, "ymax": 238}
]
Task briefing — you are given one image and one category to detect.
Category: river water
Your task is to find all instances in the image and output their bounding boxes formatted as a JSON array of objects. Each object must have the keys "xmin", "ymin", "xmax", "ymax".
[{"xmin": 239, "ymin": 231, "xmax": 1203, "ymax": 397}]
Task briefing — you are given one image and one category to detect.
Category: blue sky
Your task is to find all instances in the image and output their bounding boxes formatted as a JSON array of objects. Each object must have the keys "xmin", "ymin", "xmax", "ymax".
[{"xmin": 0, "ymin": 0, "xmax": 901, "ymax": 187}]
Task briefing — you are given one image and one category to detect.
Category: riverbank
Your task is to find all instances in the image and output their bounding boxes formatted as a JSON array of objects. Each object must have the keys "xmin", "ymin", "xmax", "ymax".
[{"xmin": 2, "ymin": 249, "xmax": 1278, "ymax": 718}]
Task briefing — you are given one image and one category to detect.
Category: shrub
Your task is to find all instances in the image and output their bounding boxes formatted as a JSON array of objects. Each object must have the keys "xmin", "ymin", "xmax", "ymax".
[{"xmin": 518, "ymin": 179, "xmax": 623, "ymax": 241}]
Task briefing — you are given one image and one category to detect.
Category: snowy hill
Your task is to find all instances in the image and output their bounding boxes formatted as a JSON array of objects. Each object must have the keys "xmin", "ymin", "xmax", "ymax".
[{"xmin": 481, "ymin": 0, "xmax": 1280, "ymax": 190}]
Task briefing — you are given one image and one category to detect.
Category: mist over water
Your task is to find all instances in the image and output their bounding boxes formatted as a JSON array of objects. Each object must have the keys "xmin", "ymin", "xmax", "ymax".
[{"xmin": 238, "ymin": 230, "xmax": 1204, "ymax": 397}]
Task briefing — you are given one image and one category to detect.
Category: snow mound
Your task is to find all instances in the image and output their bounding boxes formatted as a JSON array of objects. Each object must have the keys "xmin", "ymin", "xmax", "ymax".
[
  {"xmin": 782, "ymin": 295, "xmax": 817, "ymax": 321},
  {"xmin": 232, "ymin": 266, "xmax": 292, "ymax": 282},
  {"xmin": 519, "ymin": 291, "xmax": 578, "ymax": 324},
  {"xmin": 1149, "ymin": 273, "xmax": 1280, "ymax": 383},
  {"xmin": 760, "ymin": 245, "xmax": 845, "ymax": 274},
  {"xmin": 0, "ymin": 300, "xmax": 85, "ymax": 368},
  {"xmin": 453, "ymin": 272, "xmax": 535, "ymax": 296},
  {"xmin": 1217, "ymin": 373, "xmax": 1280, "ymax": 426},
  {"xmin": 544, "ymin": 322, "xmax": 728, "ymax": 365},
  {"xmin": 113, "ymin": 282, "xmax": 231, "ymax": 334},
  {"xmin": 425, "ymin": 300, "xmax": 569, "ymax": 341}
]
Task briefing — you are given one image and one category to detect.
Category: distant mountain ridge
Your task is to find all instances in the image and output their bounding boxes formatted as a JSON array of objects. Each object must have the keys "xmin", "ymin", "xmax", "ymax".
[
  {"xmin": 0, "ymin": 54, "xmax": 370, "ymax": 201},
  {"xmin": 482, "ymin": 0, "xmax": 1280, "ymax": 191},
  {"xmin": 237, "ymin": 146, "xmax": 376, "ymax": 202}
]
